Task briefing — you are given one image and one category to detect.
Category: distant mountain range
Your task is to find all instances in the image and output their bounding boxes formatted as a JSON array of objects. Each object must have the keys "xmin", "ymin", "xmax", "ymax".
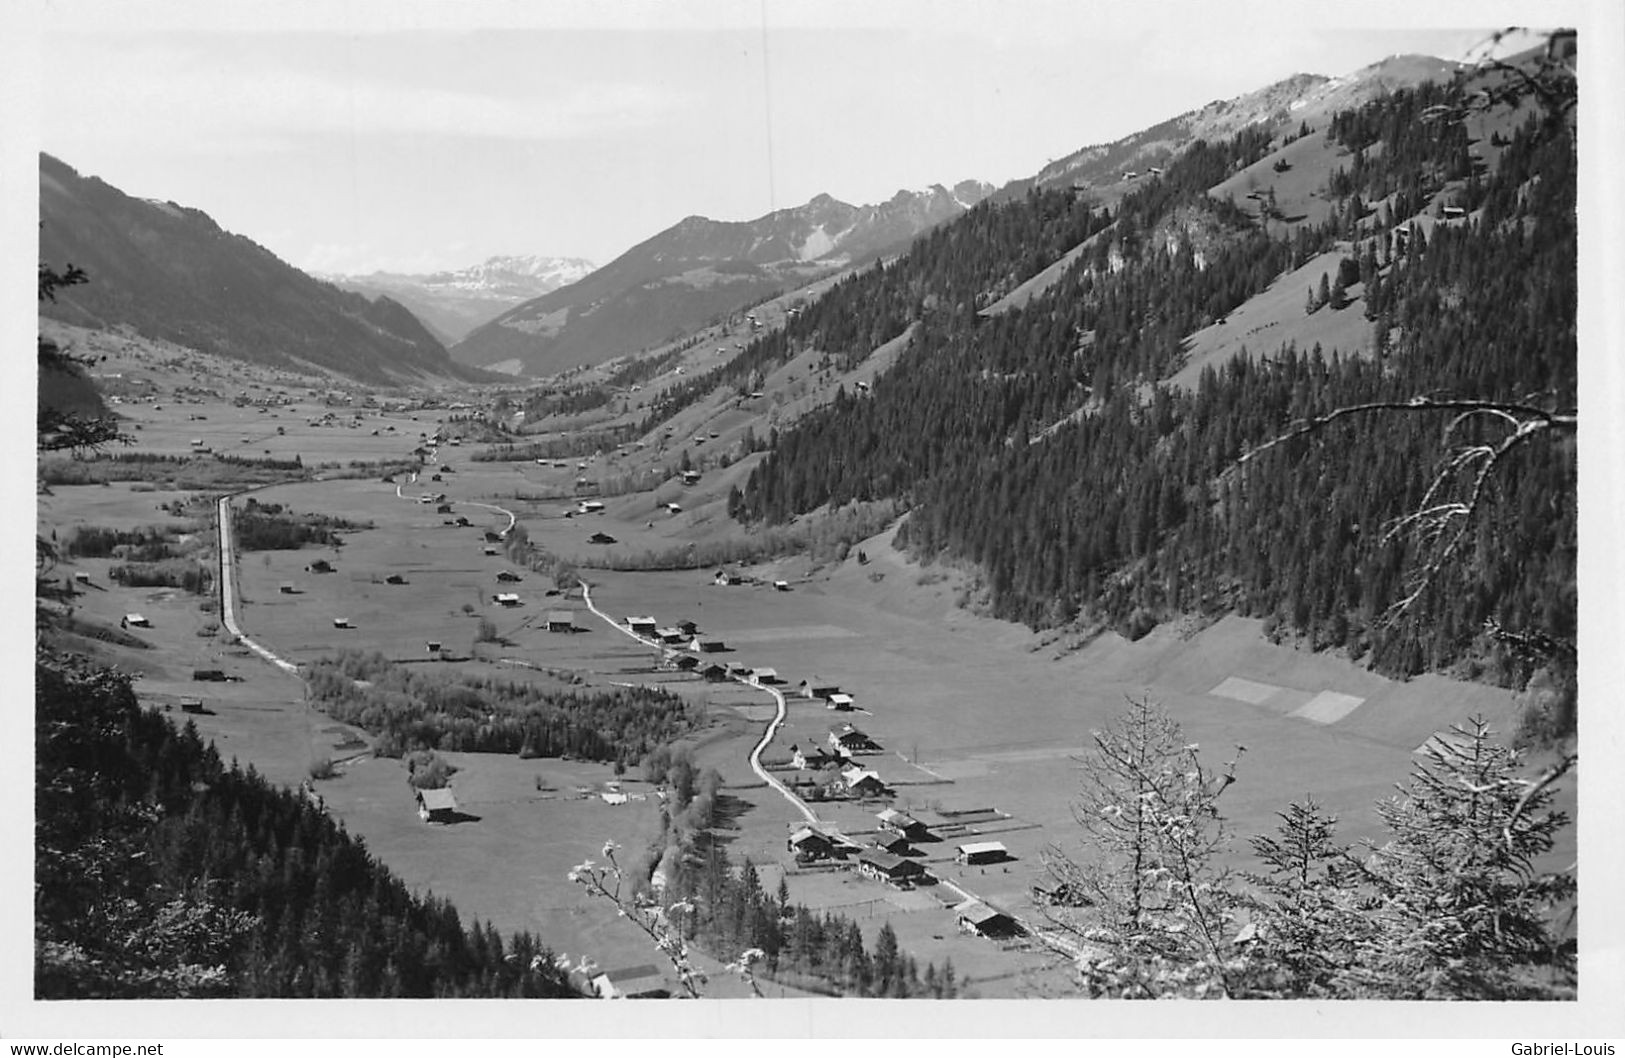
[
  {"xmin": 37, "ymin": 153, "xmax": 485, "ymax": 387},
  {"xmin": 449, "ymin": 180, "xmax": 994, "ymax": 377},
  {"xmin": 33, "ymin": 53, "xmax": 1465, "ymax": 389},
  {"xmin": 317, "ymin": 255, "xmax": 597, "ymax": 345}
]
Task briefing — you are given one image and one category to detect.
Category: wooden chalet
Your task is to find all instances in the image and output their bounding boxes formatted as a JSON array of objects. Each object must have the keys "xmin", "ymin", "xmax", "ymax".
[
  {"xmin": 787, "ymin": 826, "xmax": 836, "ymax": 860},
  {"xmin": 496, "ymin": 570, "xmax": 523, "ymax": 582},
  {"xmin": 828, "ymin": 723, "xmax": 879, "ymax": 753},
  {"xmin": 876, "ymin": 808, "xmax": 930, "ymax": 840},
  {"xmin": 840, "ymin": 765, "xmax": 888, "ymax": 798},
  {"xmin": 545, "ymin": 611, "xmax": 576, "ymax": 633},
  {"xmin": 626, "ymin": 616, "xmax": 657, "ymax": 635},
  {"xmin": 855, "ymin": 849, "xmax": 924, "ymax": 887}
]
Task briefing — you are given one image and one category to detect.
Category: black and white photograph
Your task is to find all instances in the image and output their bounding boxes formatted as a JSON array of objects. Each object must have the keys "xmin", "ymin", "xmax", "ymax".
[{"xmin": 9, "ymin": 0, "xmax": 1622, "ymax": 1046}]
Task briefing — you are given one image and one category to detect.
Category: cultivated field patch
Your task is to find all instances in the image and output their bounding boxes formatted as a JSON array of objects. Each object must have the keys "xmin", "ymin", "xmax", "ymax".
[
  {"xmin": 1292, "ymin": 690, "xmax": 1367, "ymax": 724},
  {"xmin": 1208, "ymin": 675, "xmax": 1284, "ymax": 705}
]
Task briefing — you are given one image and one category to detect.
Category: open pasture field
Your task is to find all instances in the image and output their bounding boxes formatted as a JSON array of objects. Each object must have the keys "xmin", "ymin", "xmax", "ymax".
[
  {"xmin": 576, "ymin": 553, "xmax": 1535, "ymax": 875},
  {"xmin": 39, "ymin": 361, "xmax": 1570, "ymax": 998},
  {"xmin": 309, "ymin": 751, "xmax": 803, "ymax": 998},
  {"xmin": 116, "ymin": 396, "xmax": 434, "ymax": 468}
]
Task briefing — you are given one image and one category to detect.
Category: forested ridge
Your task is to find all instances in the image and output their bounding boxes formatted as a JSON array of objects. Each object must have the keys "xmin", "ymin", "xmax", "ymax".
[
  {"xmin": 35, "ymin": 650, "xmax": 577, "ymax": 998},
  {"xmin": 731, "ymin": 81, "xmax": 1575, "ymax": 695}
]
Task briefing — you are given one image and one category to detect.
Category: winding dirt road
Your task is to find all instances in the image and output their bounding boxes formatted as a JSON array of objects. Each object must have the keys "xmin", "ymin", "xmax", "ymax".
[{"xmin": 580, "ymin": 582, "xmax": 819, "ymax": 825}]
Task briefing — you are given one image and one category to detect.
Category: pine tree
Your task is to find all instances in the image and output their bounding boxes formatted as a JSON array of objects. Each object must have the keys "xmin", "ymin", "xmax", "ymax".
[
  {"xmin": 1040, "ymin": 696, "xmax": 1244, "ymax": 997},
  {"xmin": 1238, "ymin": 798, "xmax": 1372, "ymax": 997},
  {"xmin": 1349, "ymin": 718, "xmax": 1575, "ymax": 998}
]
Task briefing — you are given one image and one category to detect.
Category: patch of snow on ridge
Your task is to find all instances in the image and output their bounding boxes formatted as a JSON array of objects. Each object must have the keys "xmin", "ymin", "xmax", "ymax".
[{"xmin": 798, "ymin": 225, "xmax": 836, "ymax": 261}]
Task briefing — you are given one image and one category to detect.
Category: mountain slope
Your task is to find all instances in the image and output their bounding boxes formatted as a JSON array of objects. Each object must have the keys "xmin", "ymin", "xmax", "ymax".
[
  {"xmin": 319, "ymin": 255, "xmax": 596, "ymax": 344},
  {"xmin": 451, "ymin": 181, "xmax": 993, "ymax": 377},
  {"xmin": 1012, "ymin": 55, "xmax": 1463, "ymax": 201},
  {"xmin": 38, "ymin": 154, "xmax": 484, "ymax": 387},
  {"xmin": 716, "ymin": 50, "xmax": 1573, "ymax": 692}
]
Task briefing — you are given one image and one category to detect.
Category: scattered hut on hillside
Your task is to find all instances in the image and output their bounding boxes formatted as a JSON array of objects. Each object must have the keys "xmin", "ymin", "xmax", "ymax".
[
  {"xmin": 546, "ymin": 611, "xmax": 576, "ymax": 633},
  {"xmin": 955, "ymin": 900, "xmax": 1020, "ymax": 938},
  {"xmin": 416, "ymin": 787, "xmax": 458, "ymax": 823},
  {"xmin": 588, "ymin": 965, "xmax": 667, "ymax": 999}
]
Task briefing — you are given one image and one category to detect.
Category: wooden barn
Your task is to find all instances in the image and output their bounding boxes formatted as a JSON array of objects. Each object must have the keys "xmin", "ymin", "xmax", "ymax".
[
  {"xmin": 955, "ymin": 840, "xmax": 1010, "ymax": 866},
  {"xmin": 589, "ymin": 964, "xmax": 668, "ymax": 999},
  {"xmin": 416, "ymin": 787, "xmax": 458, "ymax": 823},
  {"xmin": 546, "ymin": 611, "xmax": 576, "ymax": 633},
  {"xmin": 955, "ymin": 899, "xmax": 1020, "ymax": 938}
]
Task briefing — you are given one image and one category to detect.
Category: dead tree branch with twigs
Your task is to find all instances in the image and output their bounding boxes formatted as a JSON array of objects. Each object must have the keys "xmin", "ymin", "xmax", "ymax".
[{"xmin": 1240, "ymin": 397, "xmax": 1575, "ymax": 621}]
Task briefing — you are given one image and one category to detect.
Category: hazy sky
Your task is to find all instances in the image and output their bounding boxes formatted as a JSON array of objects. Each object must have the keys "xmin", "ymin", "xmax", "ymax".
[{"xmin": 26, "ymin": 1, "xmax": 1565, "ymax": 275}]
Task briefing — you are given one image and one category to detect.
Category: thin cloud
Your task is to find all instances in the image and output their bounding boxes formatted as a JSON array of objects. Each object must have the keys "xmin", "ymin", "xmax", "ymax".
[{"xmin": 47, "ymin": 40, "xmax": 691, "ymax": 151}]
